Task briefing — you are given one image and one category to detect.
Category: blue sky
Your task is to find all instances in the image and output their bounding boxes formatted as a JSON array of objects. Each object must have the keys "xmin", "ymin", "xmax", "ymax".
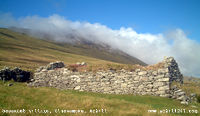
[{"xmin": 0, "ymin": 0, "xmax": 200, "ymax": 41}]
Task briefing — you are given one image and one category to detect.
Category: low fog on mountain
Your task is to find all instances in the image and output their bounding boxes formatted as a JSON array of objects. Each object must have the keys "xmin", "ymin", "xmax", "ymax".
[{"xmin": 0, "ymin": 13, "xmax": 200, "ymax": 77}]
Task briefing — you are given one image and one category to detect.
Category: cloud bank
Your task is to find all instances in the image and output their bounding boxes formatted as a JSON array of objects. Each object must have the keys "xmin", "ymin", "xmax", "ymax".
[{"xmin": 0, "ymin": 13, "xmax": 200, "ymax": 77}]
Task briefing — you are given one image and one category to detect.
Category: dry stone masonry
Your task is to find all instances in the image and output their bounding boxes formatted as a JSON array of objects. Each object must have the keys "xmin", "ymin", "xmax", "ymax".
[
  {"xmin": 0, "ymin": 67, "xmax": 30, "ymax": 82},
  {"xmin": 28, "ymin": 57, "xmax": 190, "ymax": 104},
  {"xmin": 36, "ymin": 61, "xmax": 65, "ymax": 72}
]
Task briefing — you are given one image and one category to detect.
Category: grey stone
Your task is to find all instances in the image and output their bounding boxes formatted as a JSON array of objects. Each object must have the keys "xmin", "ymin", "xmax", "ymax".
[
  {"xmin": 176, "ymin": 91, "xmax": 185, "ymax": 96},
  {"xmin": 160, "ymin": 94, "xmax": 170, "ymax": 98},
  {"xmin": 190, "ymin": 93, "xmax": 196, "ymax": 97},
  {"xmin": 138, "ymin": 71, "xmax": 147, "ymax": 76},
  {"xmin": 121, "ymin": 83, "xmax": 127, "ymax": 88},
  {"xmin": 156, "ymin": 90, "xmax": 166, "ymax": 95},
  {"xmin": 140, "ymin": 77, "xmax": 148, "ymax": 81},
  {"xmin": 177, "ymin": 96, "xmax": 185, "ymax": 101},
  {"xmin": 134, "ymin": 76, "xmax": 140, "ymax": 81},
  {"xmin": 158, "ymin": 86, "xmax": 169, "ymax": 91},
  {"xmin": 155, "ymin": 74, "xmax": 165, "ymax": 79},
  {"xmin": 180, "ymin": 101, "xmax": 188, "ymax": 105},
  {"xmin": 8, "ymin": 83, "xmax": 13, "ymax": 86},
  {"xmin": 81, "ymin": 62, "xmax": 87, "ymax": 66},
  {"xmin": 157, "ymin": 78, "xmax": 169, "ymax": 82},
  {"xmin": 153, "ymin": 82, "xmax": 165, "ymax": 87},
  {"xmin": 74, "ymin": 86, "xmax": 81, "ymax": 90},
  {"xmin": 135, "ymin": 69, "xmax": 141, "ymax": 72},
  {"xmin": 152, "ymin": 71, "xmax": 157, "ymax": 76}
]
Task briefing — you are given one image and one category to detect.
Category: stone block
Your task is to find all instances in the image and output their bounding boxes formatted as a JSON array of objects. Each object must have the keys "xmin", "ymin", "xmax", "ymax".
[
  {"xmin": 157, "ymin": 78, "xmax": 169, "ymax": 82},
  {"xmin": 138, "ymin": 71, "xmax": 147, "ymax": 76},
  {"xmin": 156, "ymin": 90, "xmax": 166, "ymax": 95},
  {"xmin": 158, "ymin": 86, "xmax": 169, "ymax": 91}
]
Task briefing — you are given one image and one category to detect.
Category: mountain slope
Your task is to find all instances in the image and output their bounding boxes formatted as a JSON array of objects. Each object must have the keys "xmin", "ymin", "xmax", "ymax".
[
  {"xmin": 0, "ymin": 28, "xmax": 145, "ymax": 71},
  {"xmin": 10, "ymin": 27, "xmax": 146, "ymax": 65}
]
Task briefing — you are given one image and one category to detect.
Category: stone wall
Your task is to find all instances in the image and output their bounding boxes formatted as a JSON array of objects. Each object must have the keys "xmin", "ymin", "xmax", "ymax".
[
  {"xmin": 165, "ymin": 58, "xmax": 183, "ymax": 84},
  {"xmin": 0, "ymin": 67, "xmax": 30, "ymax": 82},
  {"xmin": 28, "ymin": 57, "xmax": 184, "ymax": 98}
]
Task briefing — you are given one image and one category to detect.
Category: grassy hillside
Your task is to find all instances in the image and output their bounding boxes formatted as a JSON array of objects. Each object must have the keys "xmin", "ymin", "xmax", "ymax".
[
  {"xmin": 0, "ymin": 81, "xmax": 199, "ymax": 116},
  {"xmin": 0, "ymin": 28, "xmax": 145, "ymax": 72},
  {"xmin": 182, "ymin": 77, "xmax": 200, "ymax": 95}
]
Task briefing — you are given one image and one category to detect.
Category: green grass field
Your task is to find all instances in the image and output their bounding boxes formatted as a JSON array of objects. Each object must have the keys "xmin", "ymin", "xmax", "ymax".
[{"xmin": 0, "ymin": 81, "xmax": 199, "ymax": 116}]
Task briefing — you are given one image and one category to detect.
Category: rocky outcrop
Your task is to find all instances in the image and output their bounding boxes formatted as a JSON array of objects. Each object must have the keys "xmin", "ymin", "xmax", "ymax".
[
  {"xmin": 0, "ymin": 67, "xmax": 30, "ymax": 82},
  {"xmin": 28, "ymin": 57, "xmax": 189, "ymax": 104},
  {"xmin": 36, "ymin": 61, "xmax": 65, "ymax": 72},
  {"xmin": 170, "ymin": 85, "xmax": 190, "ymax": 105}
]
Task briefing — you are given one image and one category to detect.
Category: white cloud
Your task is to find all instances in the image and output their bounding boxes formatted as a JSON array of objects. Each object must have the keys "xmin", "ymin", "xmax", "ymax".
[{"xmin": 0, "ymin": 13, "xmax": 200, "ymax": 77}]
